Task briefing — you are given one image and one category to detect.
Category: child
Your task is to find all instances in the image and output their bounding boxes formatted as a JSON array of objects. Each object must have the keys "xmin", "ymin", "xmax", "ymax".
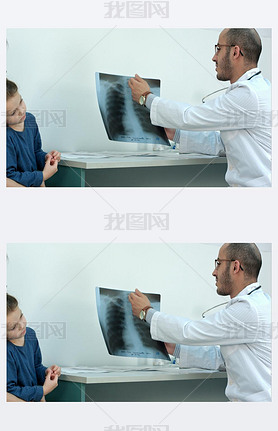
[
  {"xmin": 7, "ymin": 294, "xmax": 61, "ymax": 402},
  {"xmin": 6, "ymin": 79, "xmax": 61, "ymax": 187}
]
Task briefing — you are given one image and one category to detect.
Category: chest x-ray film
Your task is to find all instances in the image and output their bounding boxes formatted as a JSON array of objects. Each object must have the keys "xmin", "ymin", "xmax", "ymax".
[
  {"xmin": 95, "ymin": 73, "xmax": 170, "ymax": 145},
  {"xmin": 96, "ymin": 287, "xmax": 170, "ymax": 360}
]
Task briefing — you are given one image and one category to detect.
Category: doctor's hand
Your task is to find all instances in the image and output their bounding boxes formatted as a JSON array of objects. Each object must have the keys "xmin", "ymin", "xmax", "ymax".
[
  {"xmin": 164, "ymin": 343, "xmax": 176, "ymax": 355},
  {"xmin": 128, "ymin": 288, "xmax": 151, "ymax": 318},
  {"xmin": 164, "ymin": 128, "xmax": 176, "ymax": 141},
  {"xmin": 128, "ymin": 74, "xmax": 150, "ymax": 104}
]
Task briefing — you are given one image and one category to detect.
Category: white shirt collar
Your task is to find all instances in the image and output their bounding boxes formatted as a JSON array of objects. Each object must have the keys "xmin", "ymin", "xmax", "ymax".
[
  {"xmin": 236, "ymin": 67, "xmax": 260, "ymax": 83},
  {"xmin": 236, "ymin": 281, "xmax": 261, "ymax": 297}
]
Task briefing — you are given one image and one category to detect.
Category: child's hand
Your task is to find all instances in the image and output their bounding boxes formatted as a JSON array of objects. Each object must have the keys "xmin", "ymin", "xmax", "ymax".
[
  {"xmin": 43, "ymin": 158, "xmax": 58, "ymax": 181},
  {"xmin": 43, "ymin": 370, "xmax": 58, "ymax": 395},
  {"xmin": 46, "ymin": 150, "xmax": 61, "ymax": 165},
  {"xmin": 46, "ymin": 365, "xmax": 61, "ymax": 379}
]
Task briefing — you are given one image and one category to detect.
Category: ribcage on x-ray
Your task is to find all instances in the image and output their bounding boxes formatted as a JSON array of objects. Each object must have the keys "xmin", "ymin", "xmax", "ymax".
[
  {"xmin": 132, "ymin": 102, "xmax": 169, "ymax": 143},
  {"xmin": 104, "ymin": 292, "xmax": 153, "ymax": 354},
  {"xmin": 132, "ymin": 102, "xmax": 156, "ymax": 134},
  {"xmin": 133, "ymin": 316, "xmax": 155, "ymax": 348},
  {"xmin": 106, "ymin": 297, "xmax": 126, "ymax": 354},
  {"xmin": 105, "ymin": 83, "xmax": 126, "ymax": 140}
]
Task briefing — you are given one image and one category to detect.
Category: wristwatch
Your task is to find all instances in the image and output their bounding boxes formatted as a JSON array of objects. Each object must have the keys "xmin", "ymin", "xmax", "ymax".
[
  {"xmin": 139, "ymin": 305, "xmax": 153, "ymax": 321},
  {"xmin": 139, "ymin": 91, "xmax": 152, "ymax": 106}
]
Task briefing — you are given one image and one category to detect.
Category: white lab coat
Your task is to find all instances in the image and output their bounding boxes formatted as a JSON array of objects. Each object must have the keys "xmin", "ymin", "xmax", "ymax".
[
  {"xmin": 150, "ymin": 68, "xmax": 271, "ymax": 187},
  {"xmin": 150, "ymin": 283, "xmax": 271, "ymax": 402}
]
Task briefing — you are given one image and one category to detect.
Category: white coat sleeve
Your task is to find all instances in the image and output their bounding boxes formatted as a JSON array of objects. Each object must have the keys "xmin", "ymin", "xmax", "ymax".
[
  {"xmin": 178, "ymin": 345, "xmax": 226, "ymax": 370},
  {"xmin": 150, "ymin": 84, "xmax": 259, "ymax": 132},
  {"xmin": 178, "ymin": 130, "xmax": 225, "ymax": 156},
  {"xmin": 150, "ymin": 299, "xmax": 261, "ymax": 347}
]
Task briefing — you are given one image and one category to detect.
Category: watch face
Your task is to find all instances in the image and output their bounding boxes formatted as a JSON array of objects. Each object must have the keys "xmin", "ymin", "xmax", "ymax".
[
  {"xmin": 139, "ymin": 310, "xmax": 145, "ymax": 320},
  {"xmin": 139, "ymin": 95, "xmax": 145, "ymax": 106}
]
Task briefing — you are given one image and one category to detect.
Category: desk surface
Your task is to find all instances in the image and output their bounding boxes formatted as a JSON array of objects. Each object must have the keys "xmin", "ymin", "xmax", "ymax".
[
  {"xmin": 60, "ymin": 151, "xmax": 227, "ymax": 170},
  {"xmin": 60, "ymin": 365, "xmax": 227, "ymax": 384}
]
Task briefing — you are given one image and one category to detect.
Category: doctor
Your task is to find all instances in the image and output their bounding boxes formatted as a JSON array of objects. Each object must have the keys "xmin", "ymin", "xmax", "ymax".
[
  {"xmin": 128, "ymin": 28, "xmax": 271, "ymax": 187},
  {"xmin": 128, "ymin": 243, "xmax": 271, "ymax": 402}
]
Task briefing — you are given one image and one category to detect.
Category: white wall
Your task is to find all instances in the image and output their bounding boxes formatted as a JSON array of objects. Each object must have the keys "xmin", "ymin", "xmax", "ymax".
[
  {"xmin": 6, "ymin": 28, "xmax": 271, "ymax": 153},
  {"xmin": 6, "ymin": 243, "xmax": 271, "ymax": 368}
]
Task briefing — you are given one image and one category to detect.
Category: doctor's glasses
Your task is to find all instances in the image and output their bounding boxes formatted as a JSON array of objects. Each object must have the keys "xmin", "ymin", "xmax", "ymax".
[
  {"xmin": 214, "ymin": 259, "xmax": 244, "ymax": 271},
  {"xmin": 214, "ymin": 44, "xmax": 244, "ymax": 56}
]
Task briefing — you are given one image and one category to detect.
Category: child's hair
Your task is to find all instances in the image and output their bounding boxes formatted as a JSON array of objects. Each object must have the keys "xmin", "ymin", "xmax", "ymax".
[
  {"xmin": 6, "ymin": 79, "xmax": 18, "ymax": 100},
  {"xmin": 7, "ymin": 294, "xmax": 18, "ymax": 314}
]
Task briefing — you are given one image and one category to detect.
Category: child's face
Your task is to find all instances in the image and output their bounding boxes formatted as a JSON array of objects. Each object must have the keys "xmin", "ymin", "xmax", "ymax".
[
  {"xmin": 6, "ymin": 91, "xmax": 27, "ymax": 129},
  {"xmin": 7, "ymin": 306, "xmax": 27, "ymax": 341}
]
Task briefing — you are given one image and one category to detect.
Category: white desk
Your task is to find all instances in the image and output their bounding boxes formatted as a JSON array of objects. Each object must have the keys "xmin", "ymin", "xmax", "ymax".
[
  {"xmin": 46, "ymin": 365, "xmax": 228, "ymax": 402},
  {"xmin": 46, "ymin": 152, "xmax": 228, "ymax": 187}
]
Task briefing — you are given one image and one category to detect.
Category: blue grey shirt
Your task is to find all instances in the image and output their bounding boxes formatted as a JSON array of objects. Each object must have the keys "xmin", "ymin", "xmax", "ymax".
[
  {"xmin": 6, "ymin": 112, "xmax": 47, "ymax": 186},
  {"xmin": 7, "ymin": 327, "xmax": 47, "ymax": 401}
]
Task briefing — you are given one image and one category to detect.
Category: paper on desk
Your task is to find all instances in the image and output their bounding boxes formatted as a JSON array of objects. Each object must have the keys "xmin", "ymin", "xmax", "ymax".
[
  {"xmin": 61, "ymin": 367, "xmax": 113, "ymax": 374},
  {"xmin": 60, "ymin": 151, "xmax": 174, "ymax": 160},
  {"xmin": 96, "ymin": 287, "xmax": 170, "ymax": 361},
  {"xmin": 96, "ymin": 72, "xmax": 170, "ymax": 146},
  {"xmin": 61, "ymin": 365, "xmax": 176, "ymax": 375},
  {"xmin": 61, "ymin": 152, "xmax": 112, "ymax": 160}
]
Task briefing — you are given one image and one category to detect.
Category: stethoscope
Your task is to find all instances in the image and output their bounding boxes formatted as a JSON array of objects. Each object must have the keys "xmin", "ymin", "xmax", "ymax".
[
  {"xmin": 201, "ymin": 71, "xmax": 262, "ymax": 103},
  {"xmin": 201, "ymin": 285, "xmax": 262, "ymax": 318}
]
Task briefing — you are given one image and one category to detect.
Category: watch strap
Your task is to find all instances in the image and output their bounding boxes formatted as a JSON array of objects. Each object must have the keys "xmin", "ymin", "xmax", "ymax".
[
  {"xmin": 142, "ymin": 305, "xmax": 152, "ymax": 312},
  {"xmin": 141, "ymin": 305, "xmax": 153, "ymax": 321},
  {"xmin": 142, "ymin": 91, "xmax": 152, "ymax": 98},
  {"xmin": 142, "ymin": 91, "xmax": 152, "ymax": 106}
]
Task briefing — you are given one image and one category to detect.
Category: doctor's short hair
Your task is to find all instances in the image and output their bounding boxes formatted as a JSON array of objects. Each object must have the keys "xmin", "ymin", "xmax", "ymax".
[
  {"xmin": 225, "ymin": 28, "xmax": 262, "ymax": 65},
  {"xmin": 6, "ymin": 79, "xmax": 18, "ymax": 100},
  {"xmin": 225, "ymin": 243, "xmax": 262, "ymax": 279},
  {"xmin": 7, "ymin": 294, "xmax": 18, "ymax": 315}
]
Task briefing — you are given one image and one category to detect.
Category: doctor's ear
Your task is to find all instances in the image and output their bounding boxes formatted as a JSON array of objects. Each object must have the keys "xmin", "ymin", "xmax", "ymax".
[
  {"xmin": 233, "ymin": 46, "xmax": 244, "ymax": 58},
  {"xmin": 234, "ymin": 260, "xmax": 243, "ymax": 273}
]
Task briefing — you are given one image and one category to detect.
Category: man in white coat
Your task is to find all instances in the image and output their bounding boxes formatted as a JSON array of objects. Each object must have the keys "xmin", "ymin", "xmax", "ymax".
[
  {"xmin": 128, "ymin": 243, "xmax": 271, "ymax": 402},
  {"xmin": 128, "ymin": 29, "xmax": 271, "ymax": 187}
]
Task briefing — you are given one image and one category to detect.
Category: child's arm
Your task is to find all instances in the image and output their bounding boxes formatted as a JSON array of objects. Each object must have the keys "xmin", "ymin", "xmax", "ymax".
[
  {"xmin": 33, "ymin": 121, "xmax": 47, "ymax": 170},
  {"xmin": 43, "ymin": 370, "xmax": 59, "ymax": 396},
  {"xmin": 33, "ymin": 338, "xmax": 48, "ymax": 385},
  {"xmin": 7, "ymin": 139, "xmax": 58, "ymax": 186},
  {"xmin": 42, "ymin": 157, "xmax": 58, "ymax": 182},
  {"xmin": 6, "ymin": 138, "xmax": 45, "ymax": 187},
  {"xmin": 7, "ymin": 352, "xmax": 44, "ymax": 402},
  {"xmin": 32, "ymin": 120, "xmax": 61, "ymax": 168}
]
